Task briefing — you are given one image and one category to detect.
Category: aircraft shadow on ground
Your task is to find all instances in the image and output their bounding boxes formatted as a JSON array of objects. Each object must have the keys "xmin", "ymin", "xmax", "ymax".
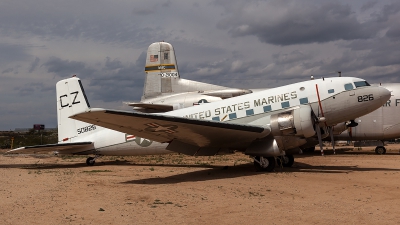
[
  {"xmin": 295, "ymin": 148, "xmax": 400, "ymax": 158},
  {"xmin": 121, "ymin": 162, "xmax": 400, "ymax": 185}
]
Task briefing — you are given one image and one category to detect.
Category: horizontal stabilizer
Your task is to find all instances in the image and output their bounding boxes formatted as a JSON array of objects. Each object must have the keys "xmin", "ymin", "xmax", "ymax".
[
  {"xmin": 6, "ymin": 142, "xmax": 94, "ymax": 155},
  {"xmin": 202, "ymin": 89, "xmax": 252, "ymax": 99},
  {"xmin": 70, "ymin": 108, "xmax": 271, "ymax": 149}
]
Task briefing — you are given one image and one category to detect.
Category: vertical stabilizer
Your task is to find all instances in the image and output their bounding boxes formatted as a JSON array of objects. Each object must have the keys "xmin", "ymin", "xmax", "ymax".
[
  {"xmin": 56, "ymin": 76, "xmax": 95, "ymax": 143},
  {"xmin": 143, "ymin": 42, "xmax": 179, "ymax": 99}
]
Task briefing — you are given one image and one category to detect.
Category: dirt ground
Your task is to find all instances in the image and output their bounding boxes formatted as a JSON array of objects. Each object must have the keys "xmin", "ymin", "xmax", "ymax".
[{"xmin": 1, "ymin": 144, "xmax": 400, "ymax": 225}]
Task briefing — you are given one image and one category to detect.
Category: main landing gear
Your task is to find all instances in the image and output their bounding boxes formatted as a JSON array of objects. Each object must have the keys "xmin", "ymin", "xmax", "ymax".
[
  {"xmin": 86, "ymin": 155, "xmax": 100, "ymax": 166},
  {"xmin": 375, "ymin": 146, "xmax": 386, "ymax": 155},
  {"xmin": 253, "ymin": 156, "xmax": 275, "ymax": 172},
  {"xmin": 277, "ymin": 155, "xmax": 294, "ymax": 167},
  {"xmin": 253, "ymin": 155, "xmax": 295, "ymax": 172}
]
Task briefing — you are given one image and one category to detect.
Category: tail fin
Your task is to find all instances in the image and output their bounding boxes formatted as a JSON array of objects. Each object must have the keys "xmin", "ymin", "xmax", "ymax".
[
  {"xmin": 56, "ymin": 76, "xmax": 96, "ymax": 143},
  {"xmin": 142, "ymin": 42, "xmax": 244, "ymax": 100}
]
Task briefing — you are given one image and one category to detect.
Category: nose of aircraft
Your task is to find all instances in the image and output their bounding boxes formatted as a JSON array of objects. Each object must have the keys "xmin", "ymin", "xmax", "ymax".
[{"xmin": 377, "ymin": 87, "xmax": 391, "ymax": 105}]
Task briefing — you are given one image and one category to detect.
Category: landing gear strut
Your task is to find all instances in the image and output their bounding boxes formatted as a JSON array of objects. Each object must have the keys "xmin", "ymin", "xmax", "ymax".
[
  {"xmin": 253, "ymin": 156, "xmax": 275, "ymax": 172},
  {"xmin": 277, "ymin": 155, "xmax": 294, "ymax": 167}
]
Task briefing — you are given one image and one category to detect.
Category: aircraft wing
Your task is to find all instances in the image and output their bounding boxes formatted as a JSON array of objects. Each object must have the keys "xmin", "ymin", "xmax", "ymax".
[
  {"xmin": 6, "ymin": 142, "xmax": 94, "ymax": 154},
  {"xmin": 70, "ymin": 108, "xmax": 270, "ymax": 148},
  {"xmin": 125, "ymin": 102, "xmax": 173, "ymax": 112}
]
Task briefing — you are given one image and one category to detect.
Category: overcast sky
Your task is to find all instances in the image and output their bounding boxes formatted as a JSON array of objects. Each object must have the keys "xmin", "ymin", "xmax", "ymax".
[{"xmin": 1, "ymin": 0, "xmax": 399, "ymax": 130}]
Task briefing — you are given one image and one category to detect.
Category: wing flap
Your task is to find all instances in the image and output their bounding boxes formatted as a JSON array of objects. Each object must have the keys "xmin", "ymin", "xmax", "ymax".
[
  {"xmin": 70, "ymin": 108, "xmax": 270, "ymax": 148},
  {"xmin": 6, "ymin": 142, "xmax": 94, "ymax": 154}
]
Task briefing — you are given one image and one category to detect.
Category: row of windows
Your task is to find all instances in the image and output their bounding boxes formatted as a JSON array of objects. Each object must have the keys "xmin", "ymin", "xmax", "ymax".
[
  {"xmin": 212, "ymin": 97, "xmax": 309, "ymax": 121},
  {"xmin": 211, "ymin": 81, "xmax": 370, "ymax": 122}
]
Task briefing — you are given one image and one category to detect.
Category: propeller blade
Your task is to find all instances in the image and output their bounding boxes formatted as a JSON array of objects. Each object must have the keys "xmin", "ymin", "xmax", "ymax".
[
  {"xmin": 328, "ymin": 126, "xmax": 336, "ymax": 154},
  {"xmin": 315, "ymin": 123, "xmax": 324, "ymax": 156}
]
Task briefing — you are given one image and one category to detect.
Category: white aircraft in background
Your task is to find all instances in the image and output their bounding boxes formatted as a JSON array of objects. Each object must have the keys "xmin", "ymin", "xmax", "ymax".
[
  {"xmin": 330, "ymin": 83, "xmax": 400, "ymax": 154},
  {"xmin": 70, "ymin": 74, "xmax": 390, "ymax": 171}
]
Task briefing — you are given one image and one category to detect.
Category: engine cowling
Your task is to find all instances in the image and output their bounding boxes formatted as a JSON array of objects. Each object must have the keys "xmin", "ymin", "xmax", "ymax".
[
  {"xmin": 245, "ymin": 106, "xmax": 315, "ymax": 157},
  {"xmin": 270, "ymin": 105, "xmax": 315, "ymax": 138}
]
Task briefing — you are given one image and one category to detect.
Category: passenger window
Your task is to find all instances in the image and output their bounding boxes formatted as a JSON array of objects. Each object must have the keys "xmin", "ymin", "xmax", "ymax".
[
  {"xmin": 299, "ymin": 98, "xmax": 308, "ymax": 104},
  {"xmin": 328, "ymin": 89, "xmax": 334, "ymax": 94},
  {"xmin": 281, "ymin": 101, "xmax": 290, "ymax": 108},
  {"xmin": 344, "ymin": 83, "xmax": 354, "ymax": 91},
  {"xmin": 246, "ymin": 109, "xmax": 254, "ymax": 116}
]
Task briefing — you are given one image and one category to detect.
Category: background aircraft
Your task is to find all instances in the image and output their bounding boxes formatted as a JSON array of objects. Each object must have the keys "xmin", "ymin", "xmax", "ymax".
[{"xmin": 332, "ymin": 83, "xmax": 400, "ymax": 154}]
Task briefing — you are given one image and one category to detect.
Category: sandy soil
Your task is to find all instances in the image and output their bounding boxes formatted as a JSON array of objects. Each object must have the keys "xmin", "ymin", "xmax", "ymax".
[{"xmin": 1, "ymin": 145, "xmax": 400, "ymax": 225}]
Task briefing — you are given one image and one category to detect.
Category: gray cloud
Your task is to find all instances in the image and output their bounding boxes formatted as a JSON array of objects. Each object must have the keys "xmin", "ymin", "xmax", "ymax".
[
  {"xmin": 360, "ymin": 1, "xmax": 377, "ymax": 12},
  {"xmin": 42, "ymin": 57, "xmax": 96, "ymax": 78},
  {"xmin": 29, "ymin": 57, "xmax": 40, "ymax": 73},
  {"xmin": 216, "ymin": 1, "xmax": 379, "ymax": 45}
]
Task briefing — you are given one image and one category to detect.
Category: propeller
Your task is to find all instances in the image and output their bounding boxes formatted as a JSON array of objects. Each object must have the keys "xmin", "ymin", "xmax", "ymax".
[
  {"xmin": 328, "ymin": 126, "xmax": 336, "ymax": 154},
  {"xmin": 311, "ymin": 107, "xmax": 324, "ymax": 156}
]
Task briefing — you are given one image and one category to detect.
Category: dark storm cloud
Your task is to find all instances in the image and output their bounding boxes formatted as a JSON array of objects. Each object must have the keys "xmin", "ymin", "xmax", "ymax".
[
  {"xmin": 215, "ymin": 1, "xmax": 378, "ymax": 45},
  {"xmin": 371, "ymin": 1, "xmax": 400, "ymax": 23},
  {"xmin": 0, "ymin": 43, "xmax": 30, "ymax": 65},
  {"xmin": 40, "ymin": 55, "xmax": 145, "ymax": 103},
  {"xmin": 0, "ymin": 1, "xmax": 163, "ymax": 47},
  {"xmin": 42, "ymin": 57, "xmax": 96, "ymax": 78},
  {"xmin": 29, "ymin": 57, "xmax": 40, "ymax": 73},
  {"xmin": 272, "ymin": 50, "xmax": 312, "ymax": 65},
  {"xmin": 14, "ymin": 82, "xmax": 53, "ymax": 96},
  {"xmin": 360, "ymin": 1, "xmax": 377, "ymax": 12},
  {"xmin": 2, "ymin": 68, "xmax": 13, "ymax": 74}
]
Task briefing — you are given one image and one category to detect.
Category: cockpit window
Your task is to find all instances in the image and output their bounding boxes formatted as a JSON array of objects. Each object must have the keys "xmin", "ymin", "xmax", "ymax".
[
  {"xmin": 354, "ymin": 81, "xmax": 371, "ymax": 88},
  {"xmin": 344, "ymin": 83, "xmax": 354, "ymax": 91}
]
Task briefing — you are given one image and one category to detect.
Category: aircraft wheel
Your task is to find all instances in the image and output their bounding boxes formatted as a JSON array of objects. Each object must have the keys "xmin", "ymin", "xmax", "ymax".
[
  {"xmin": 375, "ymin": 146, "xmax": 386, "ymax": 155},
  {"xmin": 254, "ymin": 156, "xmax": 275, "ymax": 172},
  {"xmin": 86, "ymin": 157, "xmax": 95, "ymax": 166},
  {"xmin": 277, "ymin": 155, "xmax": 294, "ymax": 167}
]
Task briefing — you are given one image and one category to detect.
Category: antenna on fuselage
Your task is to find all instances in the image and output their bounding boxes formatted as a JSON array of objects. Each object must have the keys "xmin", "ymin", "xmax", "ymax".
[{"xmin": 338, "ymin": 71, "xmax": 341, "ymax": 77}]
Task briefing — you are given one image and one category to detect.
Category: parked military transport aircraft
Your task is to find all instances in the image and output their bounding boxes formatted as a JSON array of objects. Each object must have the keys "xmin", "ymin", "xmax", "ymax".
[
  {"xmin": 70, "ymin": 74, "xmax": 390, "ymax": 171},
  {"xmin": 7, "ymin": 42, "xmax": 398, "ymax": 169}
]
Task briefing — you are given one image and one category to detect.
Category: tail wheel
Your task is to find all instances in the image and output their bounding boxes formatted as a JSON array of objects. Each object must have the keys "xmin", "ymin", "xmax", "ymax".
[
  {"xmin": 277, "ymin": 155, "xmax": 294, "ymax": 167},
  {"xmin": 86, "ymin": 157, "xmax": 95, "ymax": 166},
  {"xmin": 254, "ymin": 156, "xmax": 275, "ymax": 172}
]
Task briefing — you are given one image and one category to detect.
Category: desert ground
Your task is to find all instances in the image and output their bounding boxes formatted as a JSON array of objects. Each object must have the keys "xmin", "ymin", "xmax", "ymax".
[{"xmin": 1, "ymin": 145, "xmax": 400, "ymax": 225}]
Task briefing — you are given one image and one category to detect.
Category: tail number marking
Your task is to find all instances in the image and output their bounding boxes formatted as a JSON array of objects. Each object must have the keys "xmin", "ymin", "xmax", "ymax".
[
  {"xmin": 160, "ymin": 72, "xmax": 179, "ymax": 78},
  {"xmin": 60, "ymin": 91, "xmax": 81, "ymax": 108},
  {"xmin": 77, "ymin": 125, "xmax": 96, "ymax": 134},
  {"xmin": 358, "ymin": 94, "xmax": 374, "ymax": 102}
]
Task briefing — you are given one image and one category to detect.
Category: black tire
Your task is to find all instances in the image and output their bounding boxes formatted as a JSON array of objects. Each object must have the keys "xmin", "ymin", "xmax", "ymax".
[
  {"xmin": 277, "ymin": 155, "xmax": 294, "ymax": 167},
  {"xmin": 86, "ymin": 157, "xmax": 95, "ymax": 166},
  {"xmin": 254, "ymin": 156, "xmax": 275, "ymax": 172},
  {"xmin": 375, "ymin": 146, "xmax": 386, "ymax": 155}
]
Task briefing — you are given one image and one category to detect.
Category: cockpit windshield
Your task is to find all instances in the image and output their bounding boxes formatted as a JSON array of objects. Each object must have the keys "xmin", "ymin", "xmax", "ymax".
[{"xmin": 354, "ymin": 81, "xmax": 371, "ymax": 88}]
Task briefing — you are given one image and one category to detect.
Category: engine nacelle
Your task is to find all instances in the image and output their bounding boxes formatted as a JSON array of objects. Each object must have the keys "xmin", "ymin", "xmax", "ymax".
[
  {"xmin": 245, "ymin": 137, "xmax": 281, "ymax": 157},
  {"xmin": 331, "ymin": 122, "xmax": 347, "ymax": 135},
  {"xmin": 270, "ymin": 105, "xmax": 315, "ymax": 138},
  {"xmin": 245, "ymin": 136, "xmax": 308, "ymax": 157}
]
